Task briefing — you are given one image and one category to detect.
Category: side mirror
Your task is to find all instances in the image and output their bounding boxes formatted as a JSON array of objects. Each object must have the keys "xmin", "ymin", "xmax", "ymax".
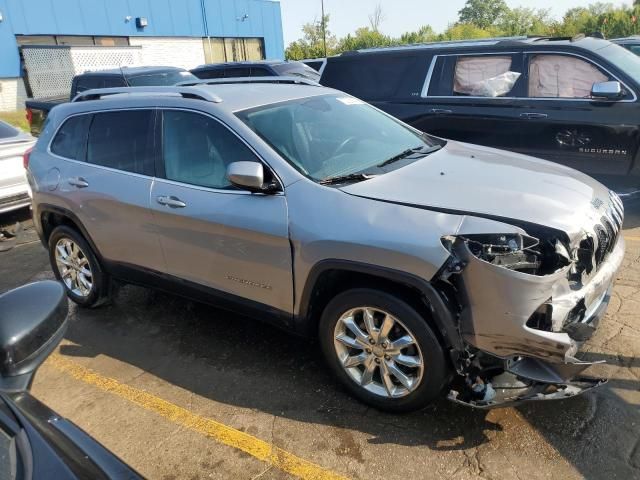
[
  {"xmin": 0, "ymin": 281, "xmax": 68, "ymax": 391},
  {"xmin": 227, "ymin": 161, "xmax": 265, "ymax": 191},
  {"xmin": 591, "ymin": 81, "xmax": 623, "ymax": 100}
]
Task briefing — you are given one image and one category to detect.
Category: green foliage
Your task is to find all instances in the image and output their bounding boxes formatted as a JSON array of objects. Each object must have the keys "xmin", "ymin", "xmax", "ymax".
[
  {"xmin": 285, "ymin": 14, "xmax": 337, "ymax": 60},
  {"xmin": 458, "ymin": 0, "xmax": 509, "ymax": 29},
  {"xmin": 0, "ymin": 111, "xmax": 28, "ymax": 132},
  {"xmin": 285, "ymin": 2, "xmax": 640, "ymax": 61}
]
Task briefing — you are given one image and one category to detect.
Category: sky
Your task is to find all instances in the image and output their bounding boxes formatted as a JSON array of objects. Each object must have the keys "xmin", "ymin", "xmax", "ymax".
[{"xmin": 278, "ymin": 0, "xmax": 633, "ymax": 45}]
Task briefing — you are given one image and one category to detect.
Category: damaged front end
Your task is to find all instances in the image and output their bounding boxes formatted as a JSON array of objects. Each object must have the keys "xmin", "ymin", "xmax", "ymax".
[{"xmin": 438, "ymin": 192, "xmax": 625, "ymax": 408}]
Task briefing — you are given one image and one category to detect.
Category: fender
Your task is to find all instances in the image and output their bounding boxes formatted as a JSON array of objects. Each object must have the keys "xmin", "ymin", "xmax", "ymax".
[
  {"xmin": 296, "ymin": 259, "xmax": 464, "ymax": 351},
  {"xmin": 36, "ymin": 204, "xmax": 105, "ymax": 264}
]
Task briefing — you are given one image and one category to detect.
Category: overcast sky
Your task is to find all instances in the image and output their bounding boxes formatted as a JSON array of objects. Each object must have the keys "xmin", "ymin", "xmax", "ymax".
[{"xmin": 278, "ymin": 0, "xmax": 633, "ymax": 45}]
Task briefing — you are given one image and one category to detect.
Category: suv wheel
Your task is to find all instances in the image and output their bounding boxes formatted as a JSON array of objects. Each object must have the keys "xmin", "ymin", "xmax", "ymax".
[
  {"xmin": 48, "ymin": 226, "xmax": 110, "ymax": 308},
  {"xmin": 319, "ymin": 288, "xmax": 449, "ymax": 412}
]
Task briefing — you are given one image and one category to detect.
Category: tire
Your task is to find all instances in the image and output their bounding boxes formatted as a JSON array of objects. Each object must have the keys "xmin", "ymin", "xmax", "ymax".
[
  {"xmin": 319, "ymin": 288, "xmax": 450, "ymax": 412},
  {"xmin": 48, "ymin": 225, "xmax": 110, "ymax": 308}
]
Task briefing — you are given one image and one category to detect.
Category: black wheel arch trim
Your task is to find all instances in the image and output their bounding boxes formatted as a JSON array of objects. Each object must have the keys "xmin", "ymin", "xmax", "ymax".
[
  {"xmin": 37, "ymin": 204, "xmax": 104, "ymax": 264},
  {"xmin": 296, "ymin": 259, "xmax": 464, "ymax": 351}
]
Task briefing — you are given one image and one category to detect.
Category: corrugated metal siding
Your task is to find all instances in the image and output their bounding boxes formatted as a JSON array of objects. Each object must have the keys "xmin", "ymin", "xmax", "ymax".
[{"xmin": 0, "ymin": 0, "xmax": 283, "ymax": 77}]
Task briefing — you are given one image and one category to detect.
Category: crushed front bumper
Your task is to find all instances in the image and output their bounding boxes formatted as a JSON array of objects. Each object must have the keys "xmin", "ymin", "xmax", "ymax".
[{"xmin": 448, "ymin": 235, "xmax": 624, "ymax": 408}]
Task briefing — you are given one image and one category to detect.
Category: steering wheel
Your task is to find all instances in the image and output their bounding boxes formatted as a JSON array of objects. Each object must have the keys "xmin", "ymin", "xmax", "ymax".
[{"xmin": 332, "ymin": 137, "xmax": 359, "ymax": 157}]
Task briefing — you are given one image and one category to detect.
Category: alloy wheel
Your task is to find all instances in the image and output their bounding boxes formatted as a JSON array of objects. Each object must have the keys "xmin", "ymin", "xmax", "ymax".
[
  {"xmin": 54, "ymin": 238, "xmax": 93, "ymax": 298},
  {"xmin": 333, "ymin": 307, "xmax": 424, "ymax": 398}
]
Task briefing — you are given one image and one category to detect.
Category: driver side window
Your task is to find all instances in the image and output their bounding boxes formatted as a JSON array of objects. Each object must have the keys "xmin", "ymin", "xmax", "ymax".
[{"xmin": 162, "ymin": 110, "xmax": 259, "ymax": 189}]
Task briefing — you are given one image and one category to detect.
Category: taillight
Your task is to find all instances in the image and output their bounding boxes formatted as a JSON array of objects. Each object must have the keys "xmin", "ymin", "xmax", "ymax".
[
  {"xmin": 23, "ymin": 147, "xmax": 33, "ymax": 170},
  {"xmin": 25, "ymin": 108, "xmax": 33, "ymax": 125}
]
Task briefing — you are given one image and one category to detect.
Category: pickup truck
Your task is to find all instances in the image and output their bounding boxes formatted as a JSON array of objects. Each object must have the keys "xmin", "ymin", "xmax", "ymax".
[{"xmin": 25, "ymin": 66, "xmax": 197, "ymax": 136}]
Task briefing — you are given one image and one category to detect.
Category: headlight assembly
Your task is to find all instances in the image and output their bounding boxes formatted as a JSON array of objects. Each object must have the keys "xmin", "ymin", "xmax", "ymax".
[{"xmin": 442, "ymin": 233, "xmax": 542, "ymax": 274}]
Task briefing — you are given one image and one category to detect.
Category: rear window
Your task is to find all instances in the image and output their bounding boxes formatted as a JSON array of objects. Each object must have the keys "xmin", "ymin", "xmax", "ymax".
[
  {"xmin": 0, "ymin": 122, "xmax": 19, "ymax": 139},
  {"xmin": 126, "ymin": 70, "xmax": 197, "ymax": 86},
  {"xmin": 50, "ymin": 115, "xmax": 91, "ymax": 160},
  {"xmin": 74, "ymin": 75, "xmax": 126, "ymax": 94},
  {"xmin": 86, "ymin": 110, "xmax": 154, "ymax": 174},
  {"xmin": 321, "ymin": 53, "xmax": 429, "ymax": 100},
  {"xmin": 192, "ymin": 68, "xmax": 224, "ymax": 80}
]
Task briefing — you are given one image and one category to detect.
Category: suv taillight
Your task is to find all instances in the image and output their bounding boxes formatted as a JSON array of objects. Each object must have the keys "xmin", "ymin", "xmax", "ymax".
[
  {"xmin": 25, "ymin": 108, "xmax": 33, "ymax": 125},
  {"xmin": 23, "ymin": 147, "xmax": 33, "ymax": 170}
]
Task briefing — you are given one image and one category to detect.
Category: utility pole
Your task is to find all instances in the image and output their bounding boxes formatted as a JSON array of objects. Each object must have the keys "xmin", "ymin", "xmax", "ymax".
[{"xmin": 321, "ymin": 0, "xmax": 327, "ymax": 57}]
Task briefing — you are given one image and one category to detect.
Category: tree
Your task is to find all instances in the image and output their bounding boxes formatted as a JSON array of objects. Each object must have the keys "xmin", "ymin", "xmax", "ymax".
[
  {"xmin": 336, "ymin": 27, "xmax": 393, "ymax": 52},
  {"xmin": 368, "ymin": 4, "xmax": 385, "ymax": 32},
  {"xmin": 458, "ymin": 0, "xmax": 509, "ymax": 29},
  {"xmin": 441, "ymin": 22, "xmax": 500, "ymax": 40},
  {"xmin": 398, "ymin": 25, "xmax": 437, "ymax": 44},
  {"xmin": 285, "ymin": 14, "xmax": 337, "ymax": 60},
  {"xmin": 497, "ymin": 7, "xmax": 552, "ymax": 36}
]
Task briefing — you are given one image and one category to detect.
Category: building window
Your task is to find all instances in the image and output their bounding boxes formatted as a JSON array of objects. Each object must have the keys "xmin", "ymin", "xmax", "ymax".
[
  {"xmin": 203, "ymin": 37, "xmax": 264, "ymax": 63},
  {"xmin": 16, "ymin": 35, "xmax": 129, "ymax": 47}
]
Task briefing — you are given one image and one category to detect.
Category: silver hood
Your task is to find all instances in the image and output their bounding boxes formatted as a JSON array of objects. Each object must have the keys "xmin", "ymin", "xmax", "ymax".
[{"xmin": 340, "ymin": 141, "xmax": 612, "ymax": 241}]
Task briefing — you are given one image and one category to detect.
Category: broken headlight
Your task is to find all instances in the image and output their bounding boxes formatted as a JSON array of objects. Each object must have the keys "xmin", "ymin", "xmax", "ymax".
[{"xmin": 443, "ymin": 233, "xmax": 542, "ymax": 274}]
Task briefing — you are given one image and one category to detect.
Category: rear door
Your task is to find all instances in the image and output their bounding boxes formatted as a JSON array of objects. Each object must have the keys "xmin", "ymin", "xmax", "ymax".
[
  {"xmin": 414, "ymin": 51, "xmax": 526, "ymax": 152},
  {"xmin": 150, "ymin": 109, "xmax": 293, "ymax": 314},
  {"xmin": 51, "ymin": 109, "xmax": 164, "ymax": 270},
  {"xmin": 514, "ymin": 51, "xmax": 637, "ymax": 175}
]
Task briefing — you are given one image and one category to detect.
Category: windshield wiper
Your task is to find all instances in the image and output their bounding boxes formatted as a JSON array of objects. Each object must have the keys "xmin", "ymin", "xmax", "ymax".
[
  {"xmin": 319, "ymin": 173, "xmax": 377, "ymax": 185},
  {"xmin": 377, "ymin": 144, "xmax": 442, "ymax": 168}
]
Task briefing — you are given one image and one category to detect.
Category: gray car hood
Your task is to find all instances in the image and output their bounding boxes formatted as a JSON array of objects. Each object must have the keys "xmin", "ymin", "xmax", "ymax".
[{"xmin": 340, "ymin": 141, "xmax": 611, "ymax": 241}]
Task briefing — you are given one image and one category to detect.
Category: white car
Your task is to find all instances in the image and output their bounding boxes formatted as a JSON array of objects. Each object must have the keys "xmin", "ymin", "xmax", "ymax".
[{"xmin": 0, "ymin": 120, "xmax": 35, "ymax": 214}]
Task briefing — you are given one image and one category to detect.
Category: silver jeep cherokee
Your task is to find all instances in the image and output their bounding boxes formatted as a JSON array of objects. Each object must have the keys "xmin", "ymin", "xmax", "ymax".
[{"xmin": 26, "ymin": 81, "xmax": 625, "ymax": 411}]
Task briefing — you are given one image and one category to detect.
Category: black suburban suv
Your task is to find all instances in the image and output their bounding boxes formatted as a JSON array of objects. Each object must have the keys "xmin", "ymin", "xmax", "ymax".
[{"xmin": 321, "ymin": 36, "xmax": 640, "ymax": 187}]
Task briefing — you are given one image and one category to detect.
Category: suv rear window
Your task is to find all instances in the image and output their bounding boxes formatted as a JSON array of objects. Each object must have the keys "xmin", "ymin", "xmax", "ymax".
[
  {"xmin": 50, "ymin": 115, "xmax": 91, "ymax": 160},
  {"xmin": 86, "ymin": 110, "xmax": 154, "ymax": 175},
  {"xmin": 321, "ymin": 53, "xmax": 429, "ymax": 100}
]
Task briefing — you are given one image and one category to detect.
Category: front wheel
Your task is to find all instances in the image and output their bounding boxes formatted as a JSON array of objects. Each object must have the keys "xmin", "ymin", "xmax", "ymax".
[{"xmin": 319, "ymin": 288, "xmax": 450, "ymax": 412}]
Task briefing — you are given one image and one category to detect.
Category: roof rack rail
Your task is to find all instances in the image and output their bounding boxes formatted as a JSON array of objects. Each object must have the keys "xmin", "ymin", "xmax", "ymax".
[
  {"xmin": 72, "ymin": 86, "xmax": 223, "ymax": 103},
  {"xmin": 350, "ymin": 36, "xmax": 530, "ymax": 53},
  {"xmin": 177, "ymin": 76, "xmax": 321, "ymax": 87}
]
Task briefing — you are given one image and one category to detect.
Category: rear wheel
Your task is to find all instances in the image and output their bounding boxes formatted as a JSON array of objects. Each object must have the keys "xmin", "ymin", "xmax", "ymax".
[
  {"xmin": 48, "ymin": 225, "xmax": 110, "ymax": 308},
  {"xmin": 319, "ymin": 288, "xmax": 449, "ymax": 412}
]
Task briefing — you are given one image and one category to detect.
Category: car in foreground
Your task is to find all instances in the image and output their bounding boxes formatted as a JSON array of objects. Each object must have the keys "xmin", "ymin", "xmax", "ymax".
[
  {"xmin": 320, "ymin": 35, "xmax": 640, "ymax": 189},
  {"xmin": 26, "ymin": 81, "xmax": 624, "ymax": 411},
  {"xmin": 25, "ymin": 66, "xmax": 198, "ymax": 136},
  {"xmin": 0, "ymin": 121, "xmax": 35, "ymax": 214},
  {"xmin": 0, "ymin": 280, "xmax": 141, "ymax": 479},
  {"xmin": 190, "ymin": 60, "xmax": 320, "ymax": 82}
]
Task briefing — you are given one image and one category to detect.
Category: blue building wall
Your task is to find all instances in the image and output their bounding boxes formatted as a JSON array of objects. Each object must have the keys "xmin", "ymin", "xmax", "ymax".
[{"xmin": 0, "ymin": 0, "xmax": 284, "ymax": 77}]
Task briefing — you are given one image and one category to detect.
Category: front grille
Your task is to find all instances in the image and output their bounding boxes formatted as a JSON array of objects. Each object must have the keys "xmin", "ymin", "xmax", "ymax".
[{"xmin": 592, "ymin": 191, "xmax": 624, "ymax": 269}]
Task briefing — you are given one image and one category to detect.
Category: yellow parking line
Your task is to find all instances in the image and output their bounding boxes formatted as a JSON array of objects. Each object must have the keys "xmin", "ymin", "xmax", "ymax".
[
  {"xmin": 623, "ymin": 235, "xmax": 640, "ymax": 242},
  {"xmin": 48, "ymin": 354, "xmax": 349, "ymax": 480}
]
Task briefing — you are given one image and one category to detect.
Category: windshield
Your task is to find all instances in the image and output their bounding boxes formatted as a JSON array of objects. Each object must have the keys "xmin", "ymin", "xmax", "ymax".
[
  {"xmin": 272, "ymin": 63, "xmax": 320, "ymax": 82},
  {"xmin": 598, "ymin": 44, "xmax": 640, "ymax": 85},
  {"xmin": 237, "ymin": 94, "xmax": 439, "ymax": 181},
  {"xmin": 127, "ymin": 70, "xmax": 198, "ymax": 86},
  {"xmin": 0, "ymin": 121, "xmax": 19, "ymax": 140}
]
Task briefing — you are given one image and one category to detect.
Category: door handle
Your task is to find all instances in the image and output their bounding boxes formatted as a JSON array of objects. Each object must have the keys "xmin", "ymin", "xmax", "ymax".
[
  {"xmin": 68, "ymin": 177, "xmax": 89, "ymax": 188},
  {"xmin": 520, "ymin": 112, "xmax": 548, "ymax": 119},
  {"xmin": 430, "ymin": 108, "xmax": 453, "ymax": 115},
  {"xmin": 156, "ymin": 195, "xmax": 186, "ymax": 208}
]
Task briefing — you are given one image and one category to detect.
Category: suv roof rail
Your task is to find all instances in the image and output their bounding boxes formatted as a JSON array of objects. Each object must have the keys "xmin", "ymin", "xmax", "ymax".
[
  {"xmin": 349, "ymin": 36, "xmax": 530, "ymax": 54},
  {"xmin": 72, "ymin": 86, "xmax": 223, "ymax": 103},
  {"xmin": 177, "ymin": 76, "xmax": 321, "ymax": 87}
]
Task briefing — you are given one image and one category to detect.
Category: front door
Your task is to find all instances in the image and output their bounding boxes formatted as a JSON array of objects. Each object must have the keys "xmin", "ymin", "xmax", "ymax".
[
  {"xmin": 514, "ymin": 51, "xmax": 637, "ymax": 175},
  {"xmin": 150, "ymin": 109, "xmax": 293, "ymax": 314}
]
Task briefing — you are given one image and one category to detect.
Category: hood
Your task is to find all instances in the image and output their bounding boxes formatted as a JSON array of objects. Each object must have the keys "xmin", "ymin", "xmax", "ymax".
[{"xmin": 340, "ymin": 141, "xmax": 612, "ymax": 242}]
